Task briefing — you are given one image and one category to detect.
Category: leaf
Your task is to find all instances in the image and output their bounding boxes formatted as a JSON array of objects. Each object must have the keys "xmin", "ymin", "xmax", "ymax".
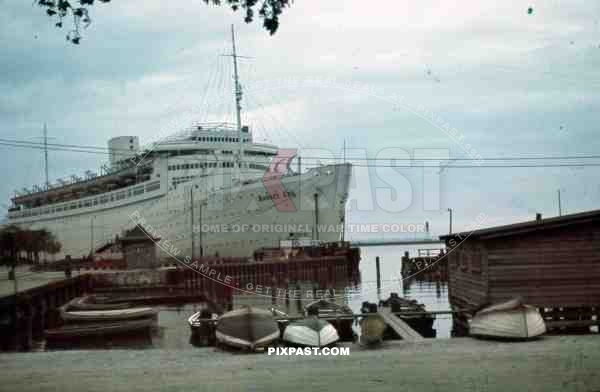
[{"xmin": 46, "ymin": 8, "xmax": 57, "ymax": 16}]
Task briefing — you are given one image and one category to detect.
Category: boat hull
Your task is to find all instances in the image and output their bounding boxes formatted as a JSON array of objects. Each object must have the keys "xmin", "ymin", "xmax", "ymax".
[
  {"xmin": 45, "ymin": 318, "xmax": 155, "ymax": 341},
  {"xmin": 359, "ymin": 314, "xmax": 387, "ymax": 345},
  {"xmin": 304, "ymin": 299, "xmax": 355, "ymax": 341},
  {"xmin": 11, "ymin": 163, "xmax": 351, "ymax": 259},
  {"xmin": 283, "ymin": 318, "xmax": 339, "ymax": 347},
  {"xmin": 378, "ymin": 294, "xmax": 436, "ymax": 338},
  {"xmin": 469, "ymin": 300, "xmax": 546, "ymax": 339},
  {"xmin": 61, "ymin": 307, "xmax": 157, "ymax": 323},
  {"xmin": 65, "ymin": 296, "xmax": 131, "ymax": 311},
  {"xmin": 215, "ymin": 307, "xmax": 279, "ymax": 350}
]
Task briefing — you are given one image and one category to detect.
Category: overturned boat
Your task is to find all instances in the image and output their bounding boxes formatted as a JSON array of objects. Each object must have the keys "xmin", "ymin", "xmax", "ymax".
[
  {"xmin": 469, "ymin": 298, "xmax": 546, "ymax": 339},
  {"xmin": 359, "ymin": 303, "xmax": 387, "ymax": 345},
  {"xmin": 283, "ymin": 317, "xmax": 339, "ymax": 347},
  {"xmin": 215, "ymin": 306, "xmax": 280, "ymax": 350}
]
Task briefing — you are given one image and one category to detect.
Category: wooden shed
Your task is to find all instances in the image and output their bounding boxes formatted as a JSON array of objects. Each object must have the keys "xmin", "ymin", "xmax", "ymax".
[
  {"xmin": 440, "ymin": 209, "xmax": 600, "ymax": 332},
  {"xmin": 119, "ymin": 225, "xmax": 161, "ymax": 270}
]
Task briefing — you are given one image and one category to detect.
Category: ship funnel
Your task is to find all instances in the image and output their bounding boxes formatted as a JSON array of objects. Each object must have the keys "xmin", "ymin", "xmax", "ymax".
[{"xmin": 108, "ymin": 136, "xmax": 140, "ymax": 168}]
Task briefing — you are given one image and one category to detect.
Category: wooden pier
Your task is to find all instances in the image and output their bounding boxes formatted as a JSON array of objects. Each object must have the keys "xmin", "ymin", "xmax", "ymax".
[
  {"xmin": 0, "ymin": 243, "xmax": 361, "ymax": 351},
  {"xmin": 378, "ymin": 307, "xmax": 424, "ymax": 341}
]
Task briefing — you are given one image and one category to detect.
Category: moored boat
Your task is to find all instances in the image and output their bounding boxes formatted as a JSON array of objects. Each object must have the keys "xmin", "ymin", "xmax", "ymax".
[
  {"xmin": 304, "ymin": 299, "xmax": 352, "ymax": 317},
  {"xmin": 469, "ymin": 298, "xmax": 546, "ymax": 339},
  {"xmin": 45, "ymin": 318, "xmax": 155, "ymax": 341},
  {"xmin": 215, "ymin": 306, "xmax": 280, "ymax": 350},
  {"xmin": 304, "ymin": 299, "xmax": 355, "ymax": 341},
  {"xmin": 283, "ymin": 317, "xmax": 339, "ymax": 347},
  {"xmin": 65, "ymin": 296, "xmax": 131, "ymax": 311},
  {"xmin": 60, "ymin": 306, "xmax": 157, "ymax": 323},
  {"xmin": 379, "ymin": 293, "xmax": 435, "ymax": 338}
]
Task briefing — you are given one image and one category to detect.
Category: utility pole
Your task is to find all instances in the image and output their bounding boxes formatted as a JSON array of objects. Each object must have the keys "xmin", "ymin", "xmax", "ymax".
[
  {"xmin": 314, "ymin": 193, "xmax": 319, "ymax": 241},
  {"xmin": 447, "ymin": 208, "xmax": 453, "ymax": 235},
  {"xmin": 190, "ymin": 187, "xmax": 195, "ymax": 260},
  {"xmin": 557, "ymin": 189, "xmax": 562, "ymax": 216},
  {"xmin": 199, "ymin": 200, "xmax": 204, "ymax": 257},
  {"xmin": 43, "ymin": 123, "xmax": 49, "ymax": 189},
  {"xmin": 298, "ymin": 156, "xmax": 301, "ymax": 211},
  {"xmin": 90, "ymin": 216, "xmax": 95, "ymax": 257}
]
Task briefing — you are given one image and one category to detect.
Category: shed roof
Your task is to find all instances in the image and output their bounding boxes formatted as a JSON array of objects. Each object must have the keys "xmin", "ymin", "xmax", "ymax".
[
  {"xmin": 119, "ymin": 225, "xmax": 161, "ymax": 243},
  {"xmin": 440, "ymin": 208, "xmax": 600, "ymax": 241}
]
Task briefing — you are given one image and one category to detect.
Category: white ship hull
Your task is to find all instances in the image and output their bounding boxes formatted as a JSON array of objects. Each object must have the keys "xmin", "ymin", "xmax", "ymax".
[{"xmin": 9, "ymin": 162, "xmax": 351, "ymax": 259}]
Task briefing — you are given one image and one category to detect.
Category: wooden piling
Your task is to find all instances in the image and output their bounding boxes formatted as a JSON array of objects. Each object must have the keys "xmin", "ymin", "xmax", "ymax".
[{"xmin": 376, "ymin": 256, "xmax": 381, "ymax": 291}]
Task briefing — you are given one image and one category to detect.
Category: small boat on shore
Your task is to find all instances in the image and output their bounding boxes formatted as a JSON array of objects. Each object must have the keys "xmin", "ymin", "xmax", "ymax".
[
  {"xmin": 61, "ymin": 307, "xmax": 157, "ymax": 323},
  {"xmin": 469, "ymin": 298, "xmax": 546, "ymax": 339},
  {"xmin": 215, "ymin": 306, "xmax": 280, "ymax": 350},
  {"xmin": 45, "ymin": 318, "xmax": 155, "ymax": 341},
  {"xmin": 304, "ymin": 299, "xmax": 356, "ymax": 342},
  {"xmin": 359, "ymin": 303, "xmax": 386, "ymax": 345},
  {"xmin": 283, "ymin": 317, "xmax": 339, "ymax": 347}
]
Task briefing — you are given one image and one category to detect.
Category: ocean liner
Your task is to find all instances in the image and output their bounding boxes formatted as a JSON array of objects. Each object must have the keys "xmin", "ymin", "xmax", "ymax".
[{"xmin": 5, "ymin": 27, "xmax": 351, "ymax": 259}]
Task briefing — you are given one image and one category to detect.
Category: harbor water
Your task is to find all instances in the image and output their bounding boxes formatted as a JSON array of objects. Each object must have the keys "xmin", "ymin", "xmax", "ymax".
[{"xmin": 34, "ymin": 244, "xmax": 450, "ymax": 351}]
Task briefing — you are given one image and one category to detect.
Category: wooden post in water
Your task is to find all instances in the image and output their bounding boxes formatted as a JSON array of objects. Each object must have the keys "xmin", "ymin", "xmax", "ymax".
[{"xmin": 375, "ymin": 256, "xmax": 381, "ymax": 292}]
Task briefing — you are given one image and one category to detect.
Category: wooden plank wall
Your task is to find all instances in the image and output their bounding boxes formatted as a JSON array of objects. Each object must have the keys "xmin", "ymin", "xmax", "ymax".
[
  {"xmin": 447, "ymin": 241, "xmax": 488, "ymax": 311},
  {"xmin": 448, "ymin": 220, "xmax": 600, "ymax": 310},
  {"xmin": 485, "ymin": 221, "xmax": 600, "ymax": 307}
]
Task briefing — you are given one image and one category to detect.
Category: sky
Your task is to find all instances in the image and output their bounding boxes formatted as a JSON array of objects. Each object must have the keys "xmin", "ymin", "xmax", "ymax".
[{"xmin": 1, "ymin": 0, "xmax": 599, "ymax": 239}]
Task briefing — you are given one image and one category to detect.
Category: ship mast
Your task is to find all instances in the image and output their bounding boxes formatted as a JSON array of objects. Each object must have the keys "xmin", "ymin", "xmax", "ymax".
[{"xmin": 230, "ymin": 24, "xmax": 244, "ymax": 167}]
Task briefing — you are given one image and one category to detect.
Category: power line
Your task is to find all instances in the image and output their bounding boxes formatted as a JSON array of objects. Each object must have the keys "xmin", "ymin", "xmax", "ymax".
[
  {"xmin": 0, "ymin": 138, "xmax": 599, "ymax": 168},
  {"xmin": 1, "ymin": 137, "xmax": 600, "ymax": 160}
]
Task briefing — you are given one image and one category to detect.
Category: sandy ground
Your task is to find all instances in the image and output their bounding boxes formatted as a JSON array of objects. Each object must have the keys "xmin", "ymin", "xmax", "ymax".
[{"xmin": 0, "ymin": 336, "xmax": 598, "ymax": 392}]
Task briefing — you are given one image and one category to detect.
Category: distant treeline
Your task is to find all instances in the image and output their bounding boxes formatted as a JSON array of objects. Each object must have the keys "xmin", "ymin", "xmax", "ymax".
[{"xmin": 0, "ymin": 225, "xmax": 62, "ymax": 266}]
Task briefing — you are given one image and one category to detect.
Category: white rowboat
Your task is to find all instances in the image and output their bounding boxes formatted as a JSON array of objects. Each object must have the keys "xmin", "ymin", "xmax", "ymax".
[
  {"xmin": 469, "ymin": 298, "xmax": 546, "ymax": 339},
  {"xmin": 283, "ymin": 317, "xmax": 339, "ymax": 347},
  {"xmin": 215, "ymin": 306, "xmax": 280, "ymax": 350}
]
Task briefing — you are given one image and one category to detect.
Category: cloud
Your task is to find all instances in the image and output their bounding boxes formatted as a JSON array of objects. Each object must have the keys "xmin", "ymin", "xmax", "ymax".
[{"xmin": 1, "ymin": 0, "xmax": 599, "ymax": 229}]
